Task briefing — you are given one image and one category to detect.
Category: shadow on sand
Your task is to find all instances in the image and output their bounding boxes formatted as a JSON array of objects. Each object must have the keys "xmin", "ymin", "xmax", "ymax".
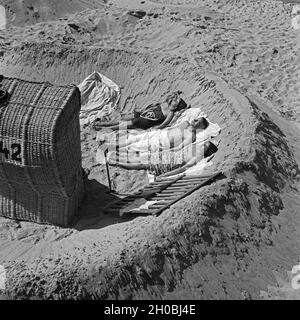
[{"xmin": 71, "ymin": 176, "xmax": 142, "ymax": 231}]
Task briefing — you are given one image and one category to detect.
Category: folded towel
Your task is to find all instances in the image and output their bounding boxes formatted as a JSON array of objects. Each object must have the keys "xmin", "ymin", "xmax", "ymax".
[{"xmin": 78, "ymin": 71, "xmax": 120, "ymax": 126}]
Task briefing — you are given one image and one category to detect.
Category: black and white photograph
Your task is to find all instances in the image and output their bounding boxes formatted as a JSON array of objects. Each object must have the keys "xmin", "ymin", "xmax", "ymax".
[{"xmin": 0, "ymin": 0, "xmax": 300, "ymax": 302}]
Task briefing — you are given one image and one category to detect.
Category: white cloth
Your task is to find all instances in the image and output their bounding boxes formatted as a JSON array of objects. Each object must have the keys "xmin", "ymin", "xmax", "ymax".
[
  {"xmin": 147, "ymin": 171, "xmax": 155, "ymax": 183},
  {"xmin": 96, "ymin": 108, "xmax": 221, "ymax": 166},
  {"xmin": 168, "ymin": 108, "xmax": 206, "ymax": 128},
  {"xmin": 78, "ymin": 71, "xmax": 120, "ymax": 126},
  {"xmin": 162, "ymin": 158, "xmax": 214, "ymax": 180}
]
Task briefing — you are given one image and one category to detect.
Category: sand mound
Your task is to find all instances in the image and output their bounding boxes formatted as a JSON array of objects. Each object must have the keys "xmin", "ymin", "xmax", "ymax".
[
  {"xmin": 0, "ymin": 42, "xmax": 300, "ymax": 299},
  {"xmin": 1, "ymin": 0, "xmax": 300, "ymax": 300}
]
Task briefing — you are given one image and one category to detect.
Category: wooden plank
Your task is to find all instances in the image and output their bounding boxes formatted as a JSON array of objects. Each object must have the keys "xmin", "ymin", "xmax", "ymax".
[
  {"xmin": 160, "ymin": 190, "xmax": 185, "ymax": 195},
  {"xmin": 153, "ymin": 193, "xmax": 178, "ymax": 197},
  {"xmin": 155, "ymin": 172, "xmax": 219, "ymax": 182},
  {"xmin": 125, "ymin": 209, "xmax": 155, "ymax": 215},
  {"xmin": 152, "ymin": 172, "xmax": 222, "ymax": 216},
  {"xmin": 143, "ymin": 187, "xmax": 162, "ymax": 192},
  {"xmin": 142, "ymin": 174, "xmax": 185, "ymax": 191},
  {"xmin": 167, "ymin": 186, "xmax": 193, "ymax": 191},
  {"xmin": 176, "ymin": 180, "xmax": 206, "ymax": 185},
  {"xmin": 155, "ymin": 175, "xmax": 216, "ymax": 187},
  {"xmin": 148, "ymin": 204, "xmax": 166, "ymax": 209},
  {"xmin": 154, "ymin": 177, "xmax": 178, "ymax": 183},
  {"xmin": 119, "ymin": 195, "xmax": 142, "ymax": 201},
  {"xmin": 152, "ymin": 196, "xmax": 178, "ymax": 201},
  {"xmin": 159, "ymin": 194, "xmax": 183, "ymax": 199},
  {"xmin": 182, "ymin": 173, "xmax": 219, "ymax": 179},
  {"xmin": 143, "ymin": 183, "xmax": 165, "ymax": 190},
  {"xmin": 176, "ymin": 180, "xmax": 206, "ymax": 186},
  {"xmin": 167, "ymin": 183, "xmax": 195, "ymax": 188},
  {"xmin": 106, "ymin": 208, "xmax": 156, "ymax": 215},
  {"xmin": 154, "ymin": 201, "xmax": 171, "ymax": 205}
]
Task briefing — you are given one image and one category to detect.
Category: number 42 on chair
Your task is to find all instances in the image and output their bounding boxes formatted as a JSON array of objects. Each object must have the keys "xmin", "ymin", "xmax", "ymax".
[{"xmin": 0, "ymin": 141, "xmax": 22, "ymax": 163}]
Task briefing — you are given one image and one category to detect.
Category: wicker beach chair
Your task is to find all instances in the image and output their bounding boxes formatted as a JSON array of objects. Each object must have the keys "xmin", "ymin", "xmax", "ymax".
[{"xmin": 0, "ymin": 75, "xmax": 84, "ymax": 226}]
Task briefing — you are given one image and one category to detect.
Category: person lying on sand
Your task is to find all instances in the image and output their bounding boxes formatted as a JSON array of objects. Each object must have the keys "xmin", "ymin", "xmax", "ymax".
[
  {"xmin": 110, "ymin": 116, "xmax": 210, "ymax": 150},
  {"xmin": 92, "ymin": 91, "xmax": 188, "ymax": 131},
  {"xmin": 158, "ymin": 141, "xmax": 217, "ymax": 178},
  {"xmin": 166, "ymin": 116, "xmax": 209, "ymax": 149},
  {"xmin": 108, "ymin": 141, "xmax": 218, "ymax": 175}
]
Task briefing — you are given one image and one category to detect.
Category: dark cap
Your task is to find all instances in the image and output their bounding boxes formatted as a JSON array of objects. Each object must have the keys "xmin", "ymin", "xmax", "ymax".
[{"xmin": 175, "ymin": 98, "xmax": 187, "ymax": 111}]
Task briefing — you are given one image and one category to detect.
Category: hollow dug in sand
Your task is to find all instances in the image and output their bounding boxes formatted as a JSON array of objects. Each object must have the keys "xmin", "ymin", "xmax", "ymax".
[
  {"xmin": 0, "ymin": 43, "xmax": 253, "ymax": 194},
  {"xmin": 0, "ymin": 43, "xmax": 300, "ymax": 299}
]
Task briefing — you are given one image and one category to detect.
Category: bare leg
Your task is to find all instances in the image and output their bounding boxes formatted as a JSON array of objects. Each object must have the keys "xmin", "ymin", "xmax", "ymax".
[
  {"xmin": 104, "ymin": 120, "xmax": 136, "ymax": 131},
  {"xmin": 98, "ymin": 121, "xmax": 119, "ymax": 127},
  {"xmin": 110, "ymin": 161, "xmax": 146, "ymax": 170},
  {"xmin": 93, "ymin": 119, "xmax": 136, "ymax": 131},
  {"xmin": 93, "ymin": 120, "xmax": 119, "ymax": 131}
]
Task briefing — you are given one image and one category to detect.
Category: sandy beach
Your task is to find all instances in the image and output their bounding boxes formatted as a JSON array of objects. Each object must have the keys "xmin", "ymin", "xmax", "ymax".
[{"xmin": 0, "ymin": 0, "xmax": 300, "ymax": 300}]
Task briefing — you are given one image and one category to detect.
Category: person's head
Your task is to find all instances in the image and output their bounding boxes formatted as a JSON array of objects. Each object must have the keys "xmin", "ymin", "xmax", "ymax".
[
  {"xmin": 204, "ymin": 141, "xmax": 218, "ymax": 158},
  {"xmin": 191, "ymin": 117, "xmax": 209, "ymax": 130},
  {"xmin": 166, "ymin": 91, "xmax": 187, "ymax": 111}
]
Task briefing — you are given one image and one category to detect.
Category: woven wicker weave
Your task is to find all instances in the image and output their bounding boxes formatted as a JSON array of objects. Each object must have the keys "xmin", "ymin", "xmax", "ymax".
[{"xmin": 0, "ymin": 75, "xmax": 84, "ymax": 226}]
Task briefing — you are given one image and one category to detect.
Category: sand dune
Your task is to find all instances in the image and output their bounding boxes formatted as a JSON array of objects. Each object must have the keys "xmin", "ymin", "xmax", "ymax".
[{"xmin": 0, "ymin": 0, "xmax": 300, "ymax": 300}]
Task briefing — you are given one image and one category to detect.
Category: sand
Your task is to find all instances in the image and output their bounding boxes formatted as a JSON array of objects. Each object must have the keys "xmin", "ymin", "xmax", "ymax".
[{"xmin": 0, "ymin": 0, "xmax": 300, "ymax": 300}]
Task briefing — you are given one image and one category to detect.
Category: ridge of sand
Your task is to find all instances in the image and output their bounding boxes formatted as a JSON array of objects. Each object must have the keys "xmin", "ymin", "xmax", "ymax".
[{"xmin": 0, "ymin": 0, "xmax": 300, "ymax": 299}]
